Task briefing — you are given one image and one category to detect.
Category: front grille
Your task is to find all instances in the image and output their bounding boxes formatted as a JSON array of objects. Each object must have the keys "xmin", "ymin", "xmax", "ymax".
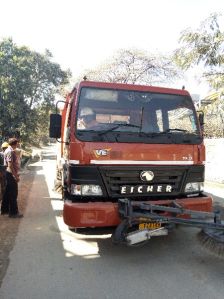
[{"xmin": 100, "ymin": 165, "xmax": 188, "ymax": 198}]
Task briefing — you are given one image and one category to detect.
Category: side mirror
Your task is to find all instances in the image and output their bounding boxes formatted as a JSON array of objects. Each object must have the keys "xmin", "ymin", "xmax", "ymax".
[
  {"xmin": 197, "ymin": 111, "xmax": 204, "ymax": 134},
  {"xmin": 49, "ymin": 114, "xmax": 61, "ymax": 138},
  {"xmin": 197, "ymin": 111, "xmax": 204, "ymax": 127}
]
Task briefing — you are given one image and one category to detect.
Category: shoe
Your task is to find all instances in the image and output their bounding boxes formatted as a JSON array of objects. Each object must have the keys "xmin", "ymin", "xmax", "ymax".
[
  {"xmin": 9, "ymin": 213, "xmax": 23, "ymax": 218},
  {"xmin": 1, "ymin": 212, "xmax": 9, "ymax": 215}
]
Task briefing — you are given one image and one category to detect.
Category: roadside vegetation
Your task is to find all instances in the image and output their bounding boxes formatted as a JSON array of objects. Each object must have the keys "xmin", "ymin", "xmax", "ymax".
[
  {"xmin": 77, "ymin": 48, "xmax": 182, "ymax": 85},
  {"xmin": 0, "ymin": 38, "xmax": 71, "ymax": 148},
  {"xmin": 174, "ymin": 13, "xmax": 224, "ymax": 137},
  {"xmin": 0, "ymin": 13, "xmax": 223, "ymax": 146}
]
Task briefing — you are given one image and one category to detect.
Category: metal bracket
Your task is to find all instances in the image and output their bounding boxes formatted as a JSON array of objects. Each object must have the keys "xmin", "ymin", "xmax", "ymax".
[{"xmin": 118, "ymin": 198, "xmax": 224, "ymax": 231}]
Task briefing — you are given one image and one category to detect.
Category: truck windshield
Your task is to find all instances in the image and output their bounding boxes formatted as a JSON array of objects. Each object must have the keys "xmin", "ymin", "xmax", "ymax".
[{"xmin": 75, "ymin": 87, "xmax": 201, "ymax": 144}]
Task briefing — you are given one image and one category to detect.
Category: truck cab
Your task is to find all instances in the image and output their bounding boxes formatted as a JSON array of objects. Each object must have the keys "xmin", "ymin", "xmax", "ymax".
[{"xmin": 50, "ymin": 81, "xmax": 212, "ymax": 229}]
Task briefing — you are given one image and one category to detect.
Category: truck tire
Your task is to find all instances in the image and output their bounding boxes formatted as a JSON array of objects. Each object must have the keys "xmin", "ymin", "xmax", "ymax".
[{"xmin": 54, "ymin": 166, "xmax": 62, "ymax": 193}]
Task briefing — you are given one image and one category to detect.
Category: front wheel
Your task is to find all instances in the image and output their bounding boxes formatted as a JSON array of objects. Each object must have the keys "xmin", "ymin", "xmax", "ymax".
[{"xmin": 54, "ymin": 166, "xmax": 62, "ymax": 193}]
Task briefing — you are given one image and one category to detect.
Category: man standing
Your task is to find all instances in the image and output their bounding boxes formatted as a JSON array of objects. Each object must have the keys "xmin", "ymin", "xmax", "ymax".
[
  {"xmin": 1, "ymin": 138, "xmax": 23, "ymax": 218},
  {"xmin": 0, "ymin": 142, "xmax": 8, "ymax": 203}
]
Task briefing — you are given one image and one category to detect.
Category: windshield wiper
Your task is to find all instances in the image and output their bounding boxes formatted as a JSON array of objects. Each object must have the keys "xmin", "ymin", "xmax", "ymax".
[
  {"xmin": 99, "ymin": 123, "xmax": 141, "ymax": 136},
  {"xmin": 139, "ymin": 128, "xmax": 189, "ymax": 138},
  {"xmin": 163, "ymin": 128, "xmax": 188, "ymax": 133},
  {"xmin": 139, "ymin": 131, "xmax": 161, "ymax": 137}
]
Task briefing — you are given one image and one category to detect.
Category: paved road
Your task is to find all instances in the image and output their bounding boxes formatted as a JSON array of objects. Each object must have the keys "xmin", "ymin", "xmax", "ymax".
[{"xmin": 1, "ymin": 146, "xmax": 224, "ymax": 299}]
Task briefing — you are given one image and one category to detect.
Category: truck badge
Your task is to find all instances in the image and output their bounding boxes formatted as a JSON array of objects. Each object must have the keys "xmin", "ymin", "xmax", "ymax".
[
  {"xmin": 140, "ymin": 171, "xmax": 154, "ymax": 182},
  {"xmin": 94, "ymin": 148, "xmax": 111, "ymax": 157}
]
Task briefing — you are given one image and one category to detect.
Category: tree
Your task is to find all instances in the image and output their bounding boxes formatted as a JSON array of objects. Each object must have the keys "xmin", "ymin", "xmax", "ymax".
[
  {"xmin": 201, "ymin": 92, "xmax": 224, "ymax": 138},
  {"xmin": 174, "ymin": 13, "xmax": 224, "ymax": 89},
  {"xmin": 174, "ymin": 13, "xmax": 224, "ymax": 138},
  {"xmin": 0, "ymin": 38, "xmax": 71, "ymax": 144},
  {"xmin": 79, "ymin": 49, "xmax": 181, "ymax": 85}
]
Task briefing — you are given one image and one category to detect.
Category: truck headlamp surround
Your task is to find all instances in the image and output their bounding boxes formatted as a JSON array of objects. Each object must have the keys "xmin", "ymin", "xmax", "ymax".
[
  {"xmin": 184, "ymin": 182, "xmax": 204, "ymax": 195},
  {"xmin": 71, "ymin": 184, "xmax": 103, "ymax": 196}
]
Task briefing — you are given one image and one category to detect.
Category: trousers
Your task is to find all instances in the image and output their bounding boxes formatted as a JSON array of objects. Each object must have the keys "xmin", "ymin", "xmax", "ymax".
[
  {"xmin": 1, "ymin": 171, "xmax": 18, "ymax": 215},
  {"xmin": 0, "ymin": 169, "xmax": 6, "ymax": 202}
]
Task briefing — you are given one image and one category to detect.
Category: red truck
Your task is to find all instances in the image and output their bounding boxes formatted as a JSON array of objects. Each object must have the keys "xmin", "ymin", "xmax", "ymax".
[{"xmin": 50, "ymin": 80, "xmax": 224, "ymax": 247}]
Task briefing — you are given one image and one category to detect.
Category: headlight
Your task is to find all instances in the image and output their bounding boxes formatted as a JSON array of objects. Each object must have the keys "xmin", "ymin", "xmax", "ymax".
[
  {"xmin": 184, "ymin": 182, "xmax": 204, "ymax": 194},
  {"xmin": 71, "ymin": 184, "xmax": 103, "ymax": 196}
]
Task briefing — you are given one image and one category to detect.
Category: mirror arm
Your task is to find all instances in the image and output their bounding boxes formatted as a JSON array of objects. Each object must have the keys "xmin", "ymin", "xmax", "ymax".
[
  {"xmin": 197, "ymin": 110, "xmax": 204, "ymax": 125},
  {"xmin": 55, "ymin": 100, "xmax": 68, "ymax": 113}
]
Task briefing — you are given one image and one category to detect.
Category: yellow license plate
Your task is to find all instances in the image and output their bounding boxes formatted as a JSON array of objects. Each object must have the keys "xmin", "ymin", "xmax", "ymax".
[{"xmin": 139, "ymin": 222, "xmax": 161, "ymax": 230}]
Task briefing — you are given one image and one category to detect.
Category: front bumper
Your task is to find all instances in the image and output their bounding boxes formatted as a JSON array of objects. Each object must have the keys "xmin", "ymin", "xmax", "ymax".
[{"xmin": 63, "ymin": 195, "xmax": 213, "ymax": 228}]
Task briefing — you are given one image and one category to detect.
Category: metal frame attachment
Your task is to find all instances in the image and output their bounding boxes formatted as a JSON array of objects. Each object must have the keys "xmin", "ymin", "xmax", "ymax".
[{"xmin": 112, "ymin": 198, "xmax": 224, "ymax": 245}]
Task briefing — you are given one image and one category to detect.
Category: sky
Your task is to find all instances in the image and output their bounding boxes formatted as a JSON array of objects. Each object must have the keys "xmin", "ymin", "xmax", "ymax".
[{"xmin": 0, "ymin": 0, "xmax": 224, "ymax": 97}]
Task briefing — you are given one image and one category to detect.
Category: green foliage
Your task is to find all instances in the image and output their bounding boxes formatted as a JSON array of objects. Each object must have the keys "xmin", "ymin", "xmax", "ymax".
[
  {"xmin": 174, "ymin": 13, "xmax": 224, "ymax": 137},
  {"xmin": 174, "ymin": 13, "xmax": 224, "ymax": 89},
  {"xmin": 201, "ymin": 93, "xmax": 224, "ymax": 138},
  {"xmin": 79, "ymin": 48, "xmax": 181, "ymax": 85},
  {"xmin": 0, "ymin": 38, "xmax": 71, "ymax": 145}
]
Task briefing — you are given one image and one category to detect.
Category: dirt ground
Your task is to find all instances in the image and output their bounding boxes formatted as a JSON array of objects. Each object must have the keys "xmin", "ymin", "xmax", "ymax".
[{"xmin": 0, "ymin": 164, "xmax": 35, "ymax": 287}]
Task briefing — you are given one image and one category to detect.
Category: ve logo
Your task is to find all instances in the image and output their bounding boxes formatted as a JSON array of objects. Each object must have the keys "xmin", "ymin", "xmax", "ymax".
[{"xmin": 94, "ymin": 148, "xmax": 111, "ymax": 157}]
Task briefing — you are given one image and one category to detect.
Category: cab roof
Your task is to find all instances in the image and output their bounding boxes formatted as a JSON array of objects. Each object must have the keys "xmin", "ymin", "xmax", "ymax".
[{"xmin": 71, "ymin": 80, "xmax": 190, "ymax": 97}]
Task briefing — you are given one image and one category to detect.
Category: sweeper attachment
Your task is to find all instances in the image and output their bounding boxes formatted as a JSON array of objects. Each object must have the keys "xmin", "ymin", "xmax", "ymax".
[{"xmin": 112, "ymin": 198, "xmax": 224, "ymax": 257}]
